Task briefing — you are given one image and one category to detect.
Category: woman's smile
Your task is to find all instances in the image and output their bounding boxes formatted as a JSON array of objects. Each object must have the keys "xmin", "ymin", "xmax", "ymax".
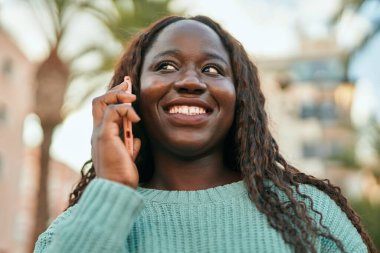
[{"xmin": 161, "ymin": 97, "xmax": 214, "ymax": 126}]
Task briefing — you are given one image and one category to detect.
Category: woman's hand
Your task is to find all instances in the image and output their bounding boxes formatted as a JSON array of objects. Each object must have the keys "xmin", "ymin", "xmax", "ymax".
[{"xmin": 91, "ymin": 80, "xmax": 141, "ymax": 188}]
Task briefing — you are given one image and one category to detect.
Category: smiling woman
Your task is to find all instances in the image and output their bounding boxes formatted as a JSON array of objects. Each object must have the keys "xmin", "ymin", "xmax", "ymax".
[{"xmin": 33, "ymin": 16, "xmax": 376, "ymax": 253}]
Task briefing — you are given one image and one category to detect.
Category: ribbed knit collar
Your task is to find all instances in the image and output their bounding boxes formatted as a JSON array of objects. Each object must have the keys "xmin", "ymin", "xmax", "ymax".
[{"xmin": 137, "ymin": 180, "xmax": 246, "ymax": 204}]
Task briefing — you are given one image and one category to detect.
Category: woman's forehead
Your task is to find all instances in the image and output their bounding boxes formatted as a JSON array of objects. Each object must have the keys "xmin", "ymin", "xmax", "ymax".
[{"xmin": 147, "ymin": 20, "xmax": 229, "ymax": 61}]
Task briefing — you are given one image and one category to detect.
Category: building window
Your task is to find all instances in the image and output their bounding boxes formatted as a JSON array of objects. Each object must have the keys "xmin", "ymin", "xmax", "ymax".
[
  {"xmin": 302, "ymin": 142, "xmax": 321, "ymax": 158},
  {"xmin": 0, "ymin": 153, "xmax": 3, "ymax": 178},
  {"xmin": 299, "ymin": 103, "xmax": 317, "ymax": 119},
  {"xmin": 2, "ymin": 58, "xmax": 13, "ymax": 78},
  {"xmin": 318, "ymin": 101, "xmax": 337, "ymax": 123},
  {"xmin": 0, "ymin": 103, "xmax": 7, "ymax": 123},
  {"xmin": 299, "ymin": 101, "xmax": 337, "ymax": 122},
  {"xmin": 302, "ymin": 140, "xmax": 345, "ymax": 160}
]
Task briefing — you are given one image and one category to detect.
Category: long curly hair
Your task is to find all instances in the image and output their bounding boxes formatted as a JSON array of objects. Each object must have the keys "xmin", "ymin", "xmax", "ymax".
[{"xmin": 67, "ymin": 15, "xmax": 376, "ymax": 253}]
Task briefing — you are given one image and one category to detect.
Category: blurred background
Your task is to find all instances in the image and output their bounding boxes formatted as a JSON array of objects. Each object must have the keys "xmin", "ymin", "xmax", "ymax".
[{"xmin": 0, "ymin": 0, "xmax": 379, "ymax": 252}]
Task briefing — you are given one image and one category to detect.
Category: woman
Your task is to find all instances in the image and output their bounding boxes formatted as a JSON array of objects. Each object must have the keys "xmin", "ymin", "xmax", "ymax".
[{"xmin": 34, "ymin": 15, "xmax": 376, "ymax": 253}]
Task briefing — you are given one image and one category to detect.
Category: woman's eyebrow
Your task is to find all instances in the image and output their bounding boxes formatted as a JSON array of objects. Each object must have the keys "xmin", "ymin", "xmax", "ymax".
[
  {"xmin": 153, "ymin": 49, "xmax": 181, "ymax": 60},
  {"xmin": 204, "ymin": 52, "xmax": 229, "ymax": 66},
  {"xmin": 152, "ymin": 49, "xmax": 229, "ymax": 66}
]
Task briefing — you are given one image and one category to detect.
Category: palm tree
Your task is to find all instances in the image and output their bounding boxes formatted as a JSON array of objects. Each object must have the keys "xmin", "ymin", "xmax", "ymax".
[{"xmin": 28, "ymin": 0, "xmax": 86, "ymax": 250}]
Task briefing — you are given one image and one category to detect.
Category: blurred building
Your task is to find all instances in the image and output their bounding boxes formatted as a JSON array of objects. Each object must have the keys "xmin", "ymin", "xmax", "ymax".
[
  {"xmin": 0, "ymin": 28, "xmax": 35, "ymax": 253},
  {"xmin": 16, "ymin": 148, "xmax": 78, "ymax": 253},
  {"xmin": 257, "ymin": 35, "xmax": 360, "ymax": 194},
  {"xmin": 0, "ymin": 29, "xmax": 79, "ymax": 253}
]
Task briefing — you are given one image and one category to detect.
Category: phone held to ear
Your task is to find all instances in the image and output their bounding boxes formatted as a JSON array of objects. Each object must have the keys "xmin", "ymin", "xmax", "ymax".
[{"xmin": 123, "ymin": 76, "xmax": 134, "ymax": 157}]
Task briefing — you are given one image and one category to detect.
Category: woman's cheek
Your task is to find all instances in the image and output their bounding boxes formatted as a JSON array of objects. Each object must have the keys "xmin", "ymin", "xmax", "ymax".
[
  {"xmin": 212, "ymin": 82, "xmax": 236, "ymax": 106},
  {"xmin": 140, "ymin": 73, "xmax": 175, "ymax": 90}
]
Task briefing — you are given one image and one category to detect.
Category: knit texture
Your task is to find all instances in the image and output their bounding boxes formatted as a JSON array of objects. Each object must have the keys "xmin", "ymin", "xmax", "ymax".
[{"xmin": 34, "ymin": 178, "xmax": 367, "ymax": 253}]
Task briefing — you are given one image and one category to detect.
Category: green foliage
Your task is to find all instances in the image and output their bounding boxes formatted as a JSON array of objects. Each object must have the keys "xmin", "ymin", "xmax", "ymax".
[
  {"xmin": 350, "ymin": 199, "xmax": 380, "ymax": 251},
  {"xmin": 328, "ymin": 146, "xmax": 360, "ymax": 170},
  {"xmin": 83, "ymin": 0, "xmax": 172, "ymax": 39},
  {"xmin": 370, "ymin": 122, "xmax": 380, "ymax": 161}
]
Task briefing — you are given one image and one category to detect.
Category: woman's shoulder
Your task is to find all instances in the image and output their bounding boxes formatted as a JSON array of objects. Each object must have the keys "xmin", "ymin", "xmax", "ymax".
[
  {"xmin": 43, "ymin": 205, "xmax": 77, "ymax": 234},
  {"xmin": 295, "ymin": 183, "xmax": 345, "ymax": 213},
  {"xmin": 34, "ymin": 205, "xmax": 77, "ymax": 252},
  {"xmin": 295, "ymin": 183, "xmax": 368, "ymax": 252},
  {"xmin": 289, "ymin": 182, "xmax": 348, "ymax": 221},
  {"xmin": 296, "ymin": 183, "xmax": 334, "ymax": 202}
]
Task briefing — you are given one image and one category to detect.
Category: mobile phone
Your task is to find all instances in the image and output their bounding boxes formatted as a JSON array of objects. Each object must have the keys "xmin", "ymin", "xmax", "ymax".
[{"xmin": 123, "ymin": 76, "xmax": 134, "ymax": 156}]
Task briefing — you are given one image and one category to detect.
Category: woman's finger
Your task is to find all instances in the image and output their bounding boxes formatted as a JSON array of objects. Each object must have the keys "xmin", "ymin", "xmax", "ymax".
[
  {"xmin": 94, "ymin": 105, "xmax": 140, "ymax": 150},
  {"xmin": 101, "ymin": 104, "xmax": 140, "ymax": 126},
  {"xmin": 92, "ymin": 92, "xmax": 136, "ymax": 126},
  {"xmin": 109, "ymin": 76, "xmax": 132, "ymax": 92}
]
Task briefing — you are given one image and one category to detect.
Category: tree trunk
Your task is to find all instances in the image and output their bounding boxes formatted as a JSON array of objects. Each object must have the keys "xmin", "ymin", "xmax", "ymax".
[{"xmin": 29, "ymin": 124, "xmax": 54, "ymax": 252}]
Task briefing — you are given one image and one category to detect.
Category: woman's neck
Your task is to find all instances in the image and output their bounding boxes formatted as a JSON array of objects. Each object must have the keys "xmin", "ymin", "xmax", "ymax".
[{"xmin": 143, "ymin": 147, "xmax": 241, "ymax": 191}]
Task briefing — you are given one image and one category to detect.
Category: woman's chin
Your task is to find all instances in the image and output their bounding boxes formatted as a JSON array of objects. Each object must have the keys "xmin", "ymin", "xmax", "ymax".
[{"xmin": 159, "ymin": 139, "xmax": 214, "ymax": 159}]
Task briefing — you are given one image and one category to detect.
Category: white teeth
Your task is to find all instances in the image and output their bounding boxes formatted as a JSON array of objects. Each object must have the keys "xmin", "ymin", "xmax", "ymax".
[{"xmin": 168, "ymin": 105, "xmax": 207, "ymax": 115}]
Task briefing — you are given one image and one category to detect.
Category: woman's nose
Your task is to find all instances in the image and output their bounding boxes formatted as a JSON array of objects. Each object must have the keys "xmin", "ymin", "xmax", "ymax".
[{"xmin": 174, "ymin": 70, "xmax": 206, "ymax": 95}]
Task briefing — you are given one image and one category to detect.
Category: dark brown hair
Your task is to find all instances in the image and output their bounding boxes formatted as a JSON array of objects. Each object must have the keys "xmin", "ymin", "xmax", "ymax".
[{"xmin": 67, "ymin": 15, "xmax": 376, "ymax": 253}]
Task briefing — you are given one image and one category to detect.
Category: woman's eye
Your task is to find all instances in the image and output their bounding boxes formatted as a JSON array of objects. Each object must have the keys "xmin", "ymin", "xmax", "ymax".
[
  {"xmin": 157, "ymin": 62, "xmax": 177, "ymax": 71},
  {"xmin": 203, "ymin": 65, "xmax": 221, "ymax": 75}
]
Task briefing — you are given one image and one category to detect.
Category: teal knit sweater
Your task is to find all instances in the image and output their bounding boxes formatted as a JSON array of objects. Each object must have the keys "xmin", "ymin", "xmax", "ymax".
[{"xmin": 34, "ymin": 178, "xmax": 367, "ymax": 253}]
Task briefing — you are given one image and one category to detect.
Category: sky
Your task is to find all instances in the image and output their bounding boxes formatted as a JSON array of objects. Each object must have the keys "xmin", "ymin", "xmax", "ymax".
[
  {"xmin": 1, "ymin": 0, "xmax": 365, "ymax": 172},
  {"xmin": 0, "ymin": 0, "xmax": 343, "ymax": 61}
]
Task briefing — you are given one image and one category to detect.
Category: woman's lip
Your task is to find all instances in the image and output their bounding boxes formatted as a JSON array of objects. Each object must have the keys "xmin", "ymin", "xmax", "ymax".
[{"xmin": 162, "ymin": 109, "xmax": 211, "ymax": 126}]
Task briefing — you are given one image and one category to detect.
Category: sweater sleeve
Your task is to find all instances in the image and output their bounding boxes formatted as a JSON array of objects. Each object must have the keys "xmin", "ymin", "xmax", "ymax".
[
  {"xmin": 33, "ymin": 178, "xmax": 145, "ymax": 253},
  {"xmin": 299, "ymin": 185, "xmax": 368, "ymax": 253}
]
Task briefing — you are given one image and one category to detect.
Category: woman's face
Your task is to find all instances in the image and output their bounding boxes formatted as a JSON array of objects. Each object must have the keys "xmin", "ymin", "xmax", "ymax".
[{"xmin": 139, "ymin": 20, "xmax": 235, "ymax": 157}]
